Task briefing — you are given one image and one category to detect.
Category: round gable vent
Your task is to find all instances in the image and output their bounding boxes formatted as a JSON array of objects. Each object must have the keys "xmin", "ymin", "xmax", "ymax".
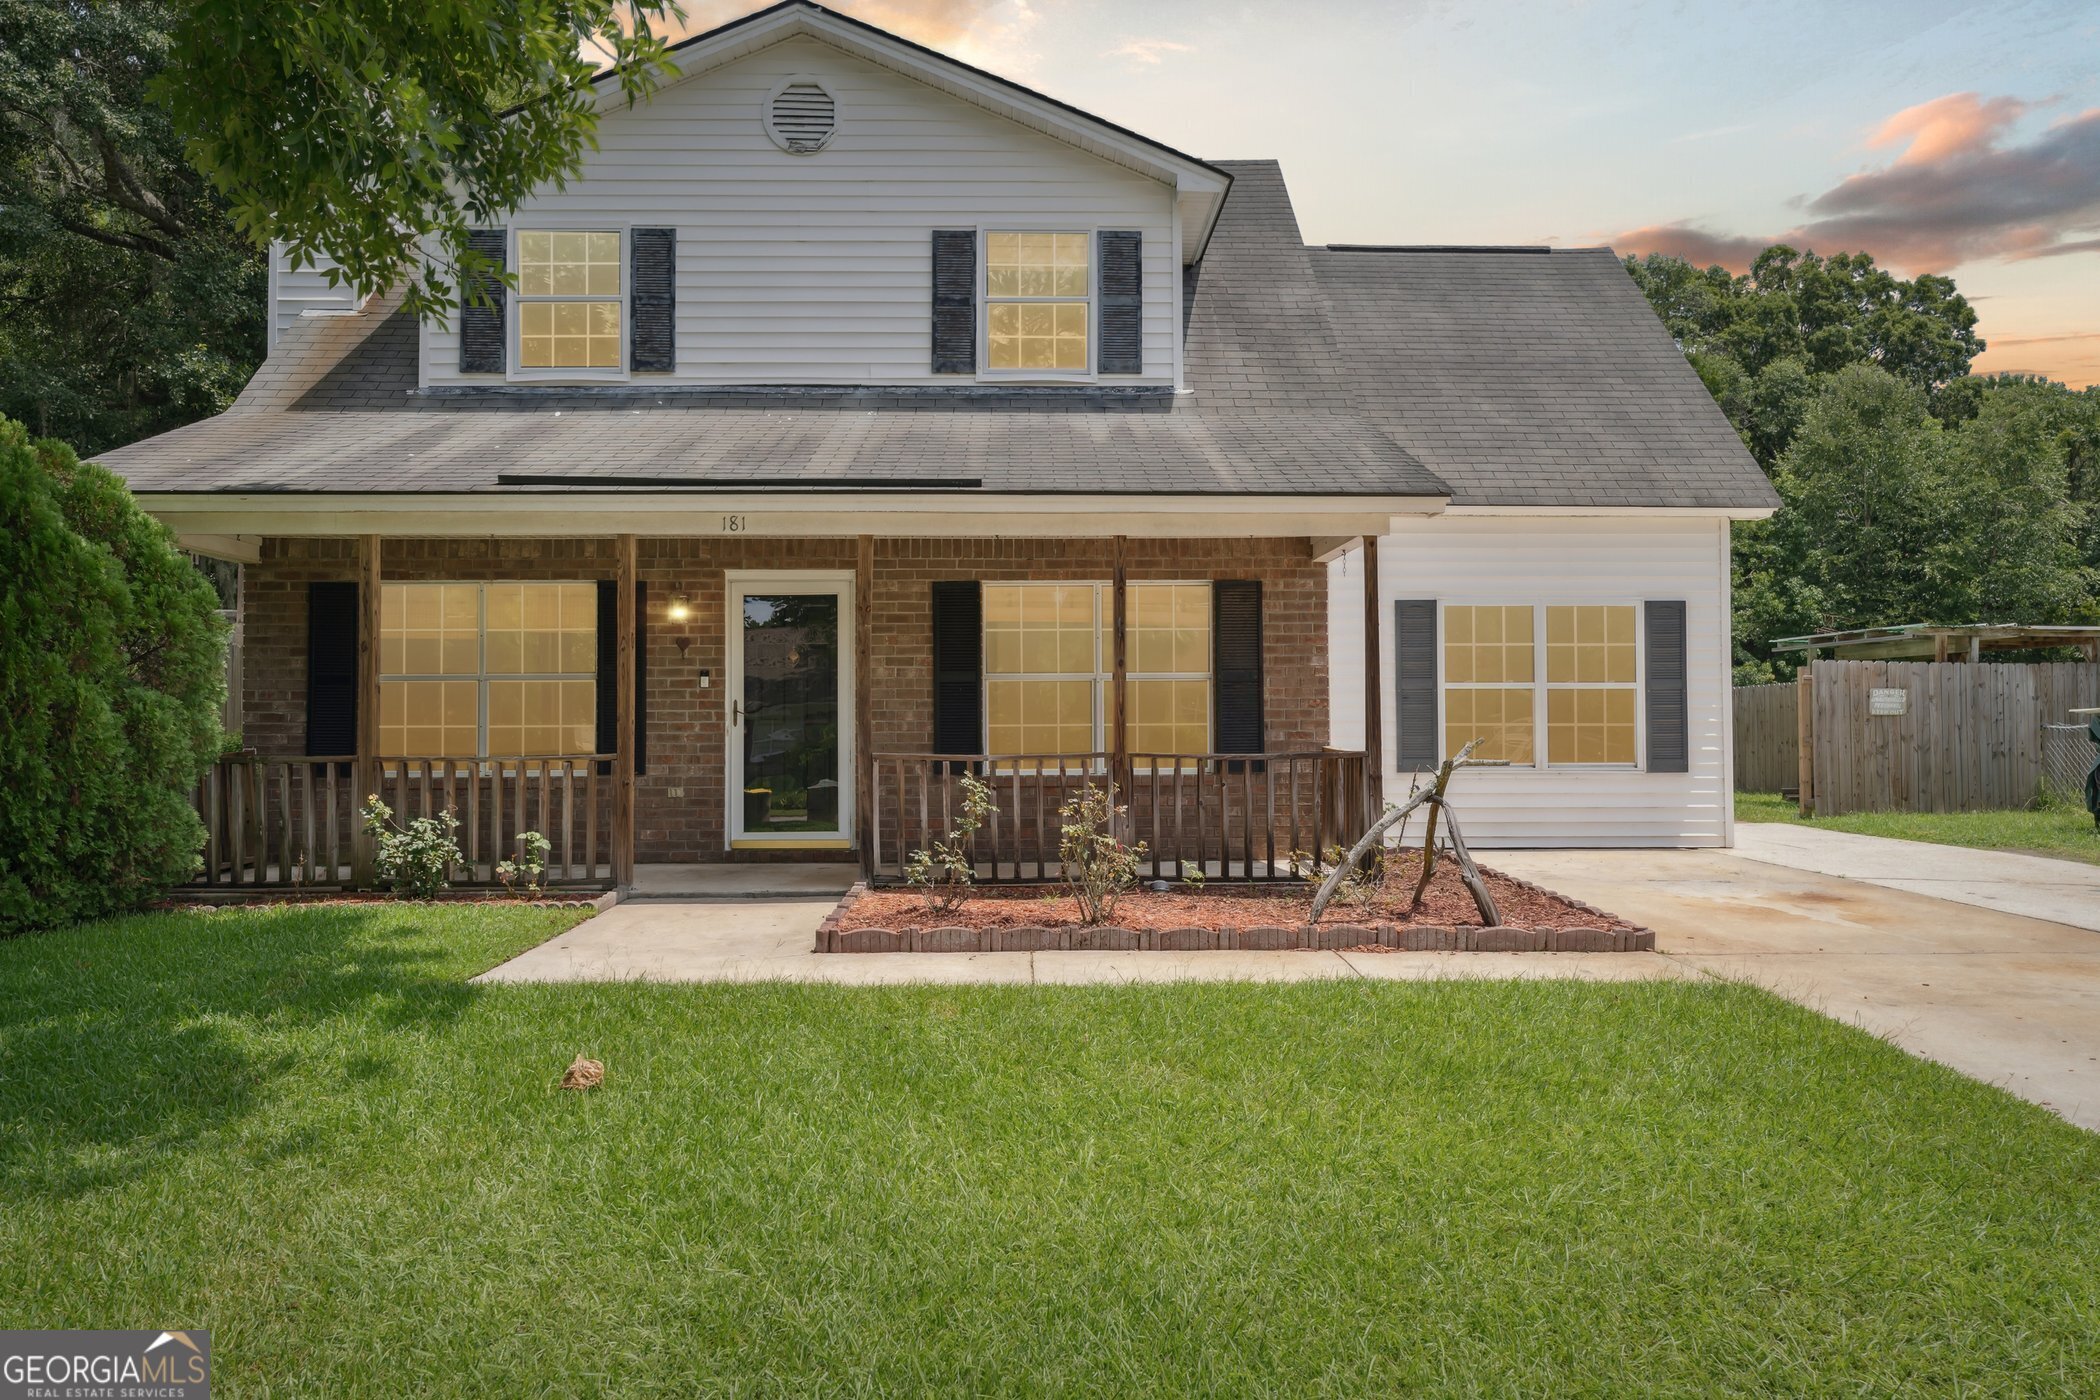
[{"xmin": 765, "ymin": 78, "xmax": 837, "ymax": 154}]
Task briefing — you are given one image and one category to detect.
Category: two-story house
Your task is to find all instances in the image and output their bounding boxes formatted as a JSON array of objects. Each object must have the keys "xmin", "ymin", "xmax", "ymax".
[{"xmin": 97, "ymin": 0, "xmax": 1776, "ymax": 891}]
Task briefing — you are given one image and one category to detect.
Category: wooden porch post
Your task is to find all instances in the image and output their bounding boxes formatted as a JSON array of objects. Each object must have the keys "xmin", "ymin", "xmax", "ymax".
[
  {"xmin": 351, "ymin": 534, "xmax": 381, "ymax": 887},
  {"xmin": 855, "ymin": 535, "xmax": 875, "ymax": 881},
  {"xmin": 1359, "ymin": 537, "xmax": 1383, "ymax": 822},
  {"xmin": 613, "ymin": 534, "xmax": 638, "ymax": 889},
  {"xmin": 1111, "ymin": 535, "xmax": 1129, "ymax": 806}
]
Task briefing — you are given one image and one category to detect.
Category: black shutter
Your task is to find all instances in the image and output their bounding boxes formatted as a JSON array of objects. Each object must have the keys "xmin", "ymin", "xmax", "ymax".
[
  {"xmin": 1097, "ymin": 230, "xmax": 1142, "ymax": 374},
  {"xmin": 1212, "ymin": 581, "xmax": 1264, "ymax": 769},
  {"xmin": 595, "ymin": 580, "xmax": 647, "ymax": 776},
  {"xmin": 306, "ymin": 581, "xmax": 358, "ymax": 758},
  {"xmin": 629, "ymin": 227, "xmax": 676, "ymax": 372},
  {"xmin": 1394, "ymin": 600, "xmax": 1438, "ymax": 769},
  {"xmin": 930, "ymin": 581, "xmax": 982, "ymax": 769},
  {"xmin": 1644, "ymin": 599, "xmax": 1688, "ymax": 773},
  {"xmin": 458, "ymin": 227, "xmax": 507, "ymax": 374},
  {"xmin": 930, "ymin": 229, "xmax": 976, "ymax": 374}
]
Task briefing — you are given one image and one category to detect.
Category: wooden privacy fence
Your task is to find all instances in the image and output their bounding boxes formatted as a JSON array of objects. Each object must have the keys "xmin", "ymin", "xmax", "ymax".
[
  {"xmin": 867, "ymin": 750, "xmax": 1373, "ymax": 883},
  {"xmin": 191, "ymin": 753, "xmax": 614, "ymax": 888},
  {"xmin": 1734, "ymin": 660, "xmax": 2100, "ymax": 815},
  {"xmin": 1732, "ymin": 682, "xmax": 1798, "ymax": 793}
]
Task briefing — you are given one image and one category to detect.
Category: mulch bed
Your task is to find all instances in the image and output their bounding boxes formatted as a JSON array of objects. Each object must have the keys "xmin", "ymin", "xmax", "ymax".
[{"xmin": 821, "ymin": 853, "xmax": 1653, "ymax": 954}]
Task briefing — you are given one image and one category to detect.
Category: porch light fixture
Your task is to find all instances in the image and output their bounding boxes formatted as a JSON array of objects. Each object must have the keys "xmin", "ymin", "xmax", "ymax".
[{"xmin": 669, "ymin": 593, "xmax": 694, "ymax": 656}]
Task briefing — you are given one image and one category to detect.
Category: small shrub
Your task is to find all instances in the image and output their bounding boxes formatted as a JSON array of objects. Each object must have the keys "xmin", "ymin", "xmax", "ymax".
[
  {"xmin": 496, "ymin": 831, "xmax": 552, "ymax": 899},
  {"xmin": 1180, "ymin": 866, "xmax": 1205, "ymax": 896},
  {"xmin": 1058, "ymin": 784, "xmax": 1148, "ymax": 925},
  {"xmin": 904, "ymin": 774, "xmax": 995, "ymax": 913},
  {"xmin": 360, "ymin": 795, "xmax": 462, "ymax": 899}
]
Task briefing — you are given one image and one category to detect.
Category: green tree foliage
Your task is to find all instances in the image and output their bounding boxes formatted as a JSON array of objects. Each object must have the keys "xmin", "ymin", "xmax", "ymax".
[
  {"xmin": 1728, "ymin": 366, "xmax": 2096, "ymax": 681},
  {"xmin": 0, "ymin": 0, "xmax": 264, "ymax": 454},
  {"xmin": 0, "ymin": 418, "xmax": 226, "ymax": 934},
  {"xmin": 1628, "ymin": 248, "xmax": 2097, "ymax": 680},
  {"xmin": 156, "ymin": 0, "xmax": 684, "ymax": 321},
  {"xmin": 1627, "ymin": 247, "xmax": 1983, "ymax": 470}
]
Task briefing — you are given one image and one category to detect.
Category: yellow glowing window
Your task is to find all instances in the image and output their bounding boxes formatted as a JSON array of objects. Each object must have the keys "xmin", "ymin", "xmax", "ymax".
[
  {"xmin": 378, "ymin": 582, "xmax": 597, "ymax": 758},
  {"xmin": 516, "ymin": 230, "xmax": 622, "ymax": 369},
  {"xmin": 1443, "ymin": 685, "xmax": 1535, "ymax": 767},
  {"xmin": 981, "ymin": 581, "xmax": 1211, "ymax": 764},
  {"xmin": 1442, "ymin": 604, "xmax": 1535, "ymax": 764},
  {"xmin": 985, "ymin": 231, "xmax": 1089, "ymax": 372},
  {"xmin": 1546, "ymin": 605, "xmax": 1639, "ymax": 765}
]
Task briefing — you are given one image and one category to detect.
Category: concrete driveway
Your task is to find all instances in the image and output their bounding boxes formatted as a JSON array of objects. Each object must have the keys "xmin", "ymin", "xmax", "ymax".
[
  {"xmin": 1732, "ymin": 822, "xmax": 2100, "ymax": 933},
  {"xmin": 1492, "ymin": 844, "xmax": 2100, "ymax": 1131}
]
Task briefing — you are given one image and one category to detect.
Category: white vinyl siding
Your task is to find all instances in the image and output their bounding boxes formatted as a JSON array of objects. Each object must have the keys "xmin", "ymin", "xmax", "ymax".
[
  {"xmin": 421, "ymin": 36, "xmax": 1177, "ymax": 387},
  {"xmin": 1375, "ymin": 515, "xmax": 1734, "ymax": 848},
  {"xmin": 267, "ymin": 243, "xmax": 361, "ymax": 352}
]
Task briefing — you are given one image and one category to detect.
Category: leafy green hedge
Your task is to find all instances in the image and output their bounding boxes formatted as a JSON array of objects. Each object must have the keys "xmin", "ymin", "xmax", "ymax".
[{"xmin": 0, "ymin": 418, "xmax": 225, "ymax": 934}]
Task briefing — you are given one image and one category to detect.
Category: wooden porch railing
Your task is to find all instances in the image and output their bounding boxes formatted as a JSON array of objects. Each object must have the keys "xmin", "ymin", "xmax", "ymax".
[
  {"xmin": 189, "ymin": 752, "xmax": 614, "ymax": 889},
  {"xmin": 866, "ymin": 749, "xmax": 1373, "ymax": 884}
]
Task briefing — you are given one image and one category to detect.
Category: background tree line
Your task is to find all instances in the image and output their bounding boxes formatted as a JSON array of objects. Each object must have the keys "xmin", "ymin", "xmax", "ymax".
[
  {"xmin": 1627, "ymin": 249, "xmax": 2100, "ymax": 682},
  {"xmin": 5, "ymin": 2, "xmax": 2097, "ymax": 691}
]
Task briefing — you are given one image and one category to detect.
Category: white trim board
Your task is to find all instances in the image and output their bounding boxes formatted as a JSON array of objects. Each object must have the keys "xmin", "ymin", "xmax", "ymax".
[{"xmin": 138, "ymin": 492, "xmax": 1444, "ymax": 539}]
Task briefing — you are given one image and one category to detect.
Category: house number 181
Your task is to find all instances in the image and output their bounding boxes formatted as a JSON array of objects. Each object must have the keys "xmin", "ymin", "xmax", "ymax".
[{"xmin": 720, "ymin": 514, "xmax": 748, "ymax": 533}]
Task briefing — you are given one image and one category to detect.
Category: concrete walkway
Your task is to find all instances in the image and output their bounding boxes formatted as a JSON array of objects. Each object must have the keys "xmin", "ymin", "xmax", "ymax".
[
  {"xmin": 475, "ymin": 897, "xmax": 1685, "ymax": 987},
  {"xmin": 1731, "ymin": 822, "xmax": 2100, "ymax": 933},
  {"xmin": 1492, "ymin": 848, "xmax": 2100, "ymax": 1130}
]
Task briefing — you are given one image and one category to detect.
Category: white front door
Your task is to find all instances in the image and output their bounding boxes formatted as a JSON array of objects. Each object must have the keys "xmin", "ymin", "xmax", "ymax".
[{"xmin": 724, "ymin": 571, "xmax": 854, "ymax": 848}]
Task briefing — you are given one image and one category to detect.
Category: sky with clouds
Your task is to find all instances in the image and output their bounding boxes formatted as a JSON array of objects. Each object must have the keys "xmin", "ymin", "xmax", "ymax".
[{"xmin": 663, "ymin": 0, "xmax": 2100, "ymax": 385}]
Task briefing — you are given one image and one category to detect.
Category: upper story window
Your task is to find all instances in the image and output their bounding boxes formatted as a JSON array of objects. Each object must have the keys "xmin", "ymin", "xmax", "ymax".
[
  {"xmin": 985, "ymin": 231, "xmax": 1090, "ymax": 372},
  {"xmin": 516, "ymin": 231, "xmax": 623, "ymax": 370}
]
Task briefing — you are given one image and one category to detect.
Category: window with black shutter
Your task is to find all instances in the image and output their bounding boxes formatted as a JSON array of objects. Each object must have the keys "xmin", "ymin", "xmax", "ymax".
[
  {"xmin": 1212, "ymin": 580, "xmax": 1264, "ymax": 768},
  {"xmin": 930, "ymin": 580, "xmax": 983, "ymax": 768},
  {"xmin": 930, "ymin": 230, "xmax": 976, "ymax": 374},
  {"xmin": 306, "ymin": 581, "xmax": 358, "ymax": 758},
  {"xmin": 1644, "ymin": 600, "xmax": 1688, "ymax": 773},
  {"xmin": 629, "ymin": 227, "xmax": 676, "ymax": 373},
  {"xmin": 1097, "ymin": 230, "xmax": 1142, "ymax": 374},
  {"xmin": 1393, "ymin": 600, "xmax": 1438, "ymax": 770},
  {"xmin": 458, "ymin": 228, "xmax": 507, "ymax": 374},
  {"xmin": 595, "ymin": 580, "xmax": 647, "ymax": 775}
]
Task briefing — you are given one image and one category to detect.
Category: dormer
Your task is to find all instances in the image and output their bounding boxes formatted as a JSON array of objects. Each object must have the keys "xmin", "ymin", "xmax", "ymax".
[{"xmin": 392, "ymin": 2, "xmax": 1230, "ymax": 391}]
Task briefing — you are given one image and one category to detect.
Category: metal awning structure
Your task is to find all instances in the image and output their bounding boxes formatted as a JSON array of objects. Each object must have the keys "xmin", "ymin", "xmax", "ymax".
[{"xmin": 1771, "ymin": 623, "xmax": 2100, "ymax": 662}]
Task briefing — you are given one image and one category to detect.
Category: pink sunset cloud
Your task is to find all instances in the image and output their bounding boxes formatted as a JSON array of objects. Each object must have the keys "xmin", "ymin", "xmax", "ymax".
[{"xmin": 1608, "ymin": 93, "xmax": 2100, "ymax": 276}]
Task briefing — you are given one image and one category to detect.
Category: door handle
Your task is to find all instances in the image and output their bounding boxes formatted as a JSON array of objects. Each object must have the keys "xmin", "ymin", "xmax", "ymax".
[{"xmin": 731, "ymin": 699, "xmax": 742, "ymax": 727}]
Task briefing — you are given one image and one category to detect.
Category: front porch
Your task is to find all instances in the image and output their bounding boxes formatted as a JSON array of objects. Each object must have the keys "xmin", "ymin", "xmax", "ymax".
[{"xmin": 177, "ymin": 524, "xmax": 1389, "ymax": 893}]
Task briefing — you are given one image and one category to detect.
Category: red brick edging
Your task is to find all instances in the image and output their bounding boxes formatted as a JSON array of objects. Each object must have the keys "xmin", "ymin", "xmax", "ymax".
[{"xmin": 813, "ymin": 880, "xmax": 1656, "ymax": 954}]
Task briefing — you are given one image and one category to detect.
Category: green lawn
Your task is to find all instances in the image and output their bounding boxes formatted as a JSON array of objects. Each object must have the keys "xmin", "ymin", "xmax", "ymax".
[
  {"xmin": 1738, "ymin": 789, "xmax": 2100, "ymax": 864},
  {"xmin": 4, "ymin": 905, "xmax": 2098, "ymax": 1394}
]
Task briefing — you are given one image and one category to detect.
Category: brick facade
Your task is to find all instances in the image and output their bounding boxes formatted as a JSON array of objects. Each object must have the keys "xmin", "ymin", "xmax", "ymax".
[{"xmin": 240, "ymin": 536, "xmax": 1331, "ymax": 863}]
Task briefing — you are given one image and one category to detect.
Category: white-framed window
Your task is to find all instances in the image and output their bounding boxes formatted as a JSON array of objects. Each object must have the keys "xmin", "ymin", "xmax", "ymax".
[
  {"xmin": 982, "ymin": 581, "xmax": 1211, "ymax": 764},
  {"xmin": 379, "ymin": 582, "xmax": 598, "ymax": 759},
  {"xmin": 1441, "ymin": 602, "xmax": 1642, "ymax": 768},
  {"xmin": 983, "ymin": 230, "xmax": 1092, "ymax": 374},
  {"xmin": 513, "ymin": 229, "xmax": 624, "ymax": 374}
]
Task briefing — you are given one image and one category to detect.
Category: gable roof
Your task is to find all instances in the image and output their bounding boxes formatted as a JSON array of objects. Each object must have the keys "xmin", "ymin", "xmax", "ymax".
[
  {"xmin": 1307, "ymin": 236, "xmax": 1775, "ymax": 509},
  {"xmin": 601, "ymin": 1, "xmax": 1232, "ymax": 261}
]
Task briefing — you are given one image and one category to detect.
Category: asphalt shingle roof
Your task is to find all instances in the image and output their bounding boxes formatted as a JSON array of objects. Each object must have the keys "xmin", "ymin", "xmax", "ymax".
[{"xmin": 98, "ymin": 160, "xmax": 1771, "ymax": 511}]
